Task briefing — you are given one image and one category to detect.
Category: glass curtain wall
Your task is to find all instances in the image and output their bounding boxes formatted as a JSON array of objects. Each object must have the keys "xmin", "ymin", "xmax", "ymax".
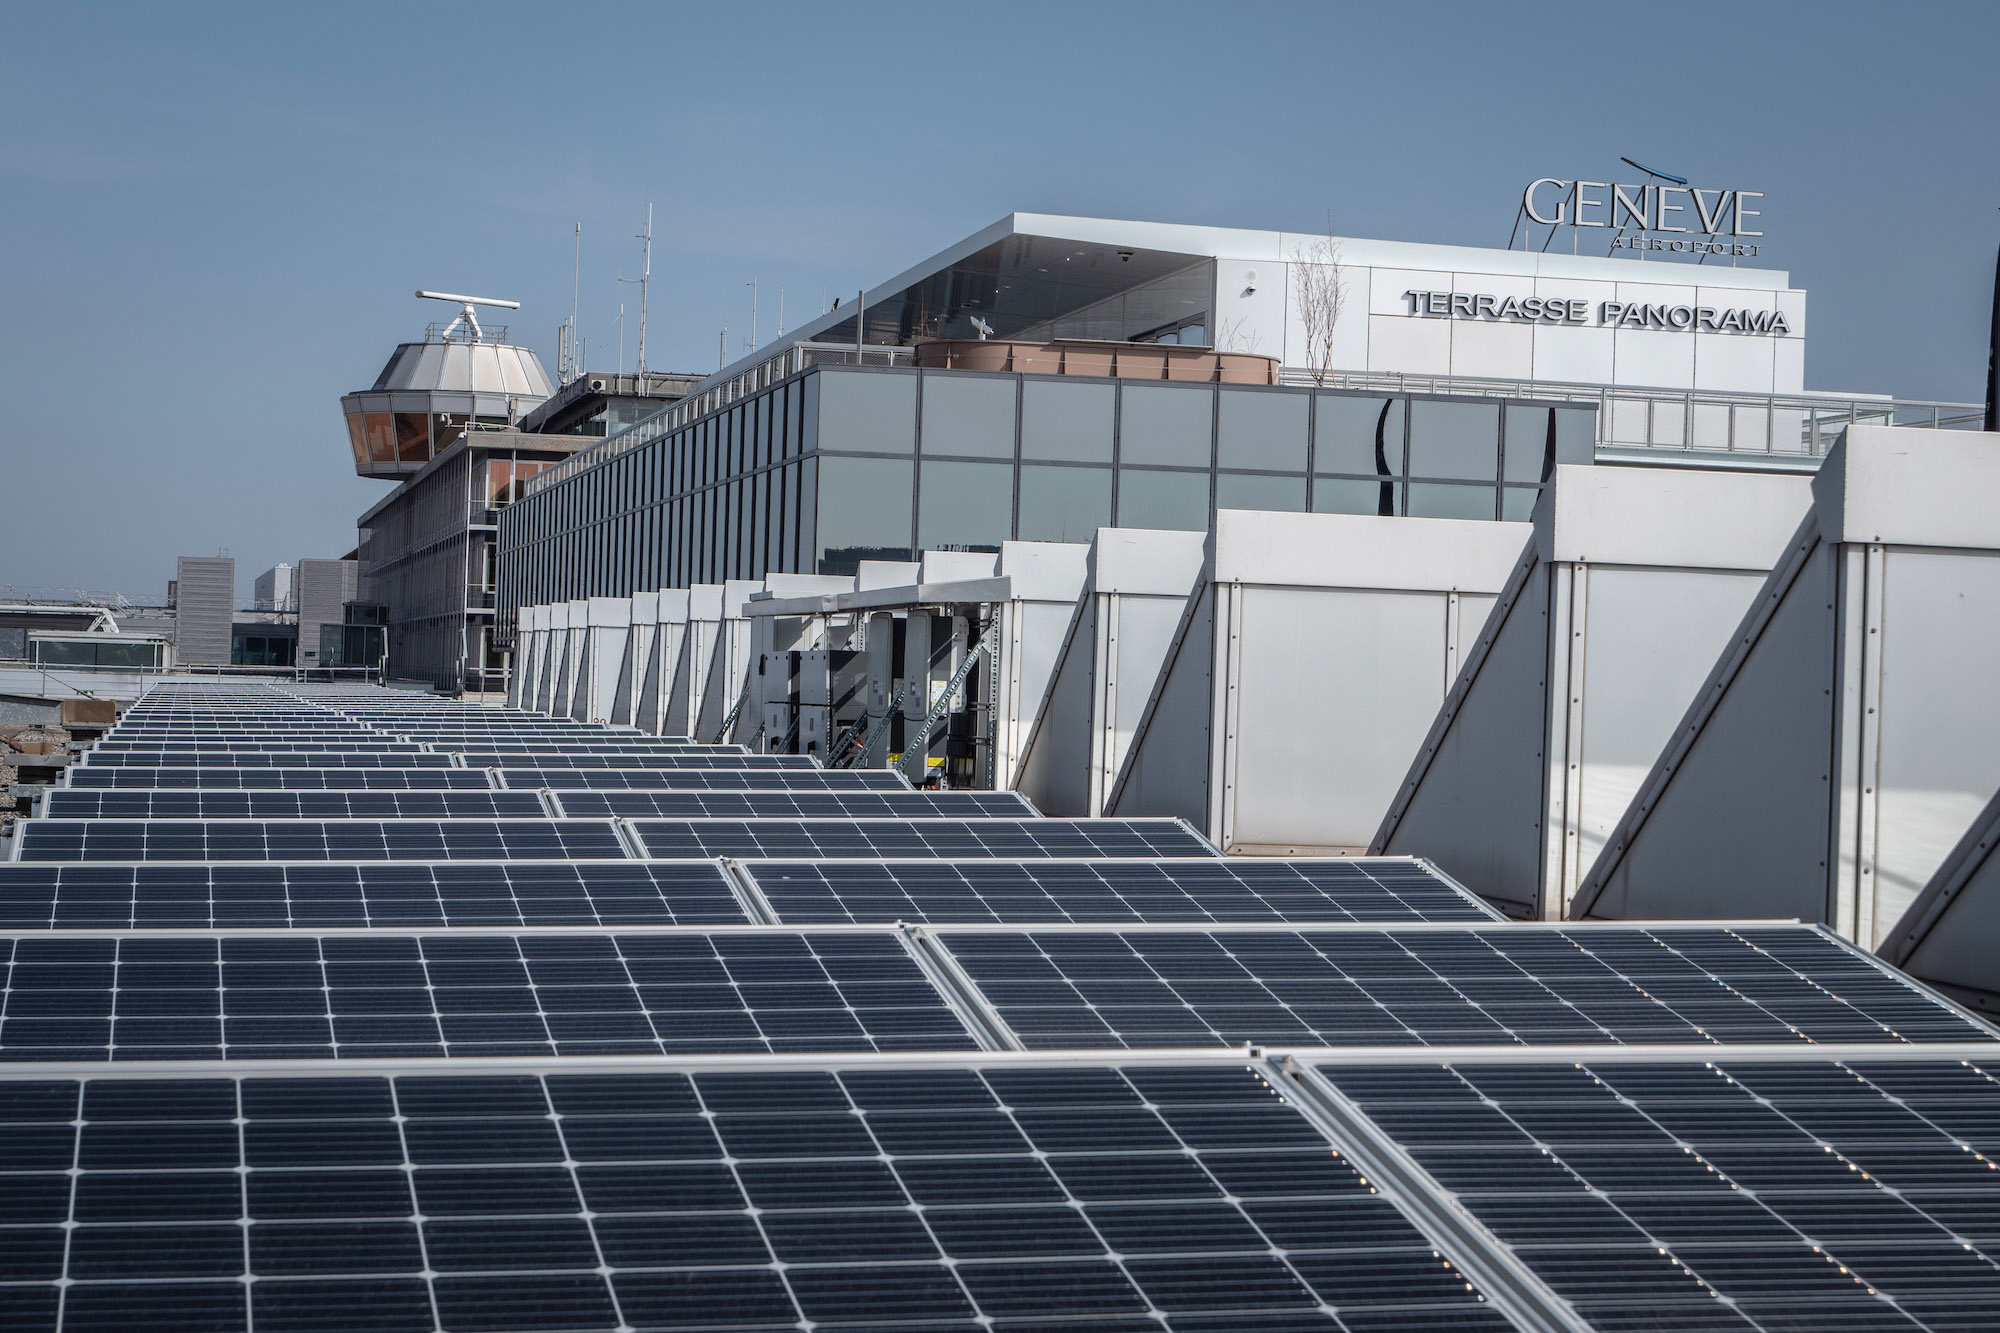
[{"xmin": 497, "ymin": 366, "xmax": 1596, "ymax": 606}]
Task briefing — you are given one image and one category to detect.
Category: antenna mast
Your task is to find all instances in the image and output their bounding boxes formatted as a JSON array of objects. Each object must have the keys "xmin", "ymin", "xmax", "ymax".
[{"xmin": 636, "ymin": 204, "xmax": 652, "ymax": 376}]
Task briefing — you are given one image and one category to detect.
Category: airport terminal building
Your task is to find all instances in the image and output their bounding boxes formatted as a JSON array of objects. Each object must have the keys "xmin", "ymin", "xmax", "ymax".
[{"xmin": 496, "ymin": 211, "xmax": 1950, "ymax": 626}]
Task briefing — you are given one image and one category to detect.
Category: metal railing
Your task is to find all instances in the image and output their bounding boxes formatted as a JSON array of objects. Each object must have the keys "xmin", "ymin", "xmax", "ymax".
[
  {"xmin": 1281, "ymin": 367, "xmax": 1983, "ymax": 459},
  {"xmin": 423, "ymin": 321, "xmax": 510, "ymax": 345}
]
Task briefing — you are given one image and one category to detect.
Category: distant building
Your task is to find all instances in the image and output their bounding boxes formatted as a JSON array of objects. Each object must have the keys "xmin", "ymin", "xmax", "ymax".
[
  {"xmin": 341, "ymin": 294, "xmax": 700, "ymax": 694},
  {"xmin": 295, "ymin": 557, "xmax": 357, "ymax": 666},
  {"xmin": 252, "ymin": 563, "xmax": 295, "ymax": 612},
  {"xmin": 172, "ymin": 556, "xmax": 234, "ymax": 666}
]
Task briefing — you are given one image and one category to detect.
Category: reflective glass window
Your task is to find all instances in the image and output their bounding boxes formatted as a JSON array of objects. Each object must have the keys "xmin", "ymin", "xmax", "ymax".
[
  {"xmin": 1116, "ymin": 469, "xmax": 1209, "ymax": 531},
  {"xmin": 1502, "ymin": 486, "xmax": 1541, "ymax": 522},
  {"xmin": 394, "ymin": 413, "xmax": 430, "ymax": 463},
  {"xmin": 1504, "ymin": 406, "xmax": 1556, "ymax": 483},
  {"xmin": 1120, "ymin": 384, "xmax": 1213, "ymax": 466},
  {"xmin": 917, "ymin": 460, "xmax": 1013, "ymax": 553},
  {"xmin": 1408, "ymin": 400, "xmax": 1500, "ymax": 481},
  {"xmin": 1018, "ymin": 465, "xmax": 1112, "ymax": 544},
  {"xmin": 1021, "ymin": 379, "xmax": 1113, "ymax": 462},
  {"xmin": 345, "ymin": 416, "xmax": 368, "ymax": 469},
  {"xmin": 1215, "ymin": 473, "xmax": 1306, "ymax": 513},
  {"xmin": 1312, "ymin": 478, "xmax": 1401, "ymax": 517},
  {"xmin": 1217, "ymin": 389, "xmax": 1307, "ymax": 471},
  {"xmin": 815, "ymin": 456, "xmax": 913, "ymax": 574},
  {"xmin": 1314, "ymin": 395, "xmax": 1403, "ymax": 475},
  {"xmin": 1407, "ymin": 482, "xmax": 1498, "ymax": 520},
  {"xmin": 365, "ymin": 413, "xmax": 395, "ymax": 463},
  {"xmin": 1555, "ymin": 407, "xmax": 1596, "ymax": 464},
  {"xmin": 817, "ymin": 369, "xmax": 916, "ymax": 454},
  {"xmin": 921, "ymin": 374, "xmax": 1016, "ymax": 458},
  {"xmin": 801, "ymin": 376, "xmax": 819, "ymax": 454}
]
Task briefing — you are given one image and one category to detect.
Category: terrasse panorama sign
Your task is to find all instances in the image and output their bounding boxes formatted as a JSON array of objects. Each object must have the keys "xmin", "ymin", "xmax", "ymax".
[
  {"xmin": 1403, "ymin": 290, "xmax": 1791, "ymax": 335},
  {"xmin": 1524, "ymin": 178, "xmax": 1764, "ymax": 257}
]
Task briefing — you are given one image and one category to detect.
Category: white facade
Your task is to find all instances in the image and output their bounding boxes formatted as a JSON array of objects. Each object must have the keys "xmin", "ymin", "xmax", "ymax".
[
  {"xmin": 1373, "ymin": 465, "xmax": 1814, "ymax": 917},
  {"xmin": 746, "ymin": 213, "xmax": 1806, "ymax": 397},
  {"xmin": 1575, "ymin": 427, "xmax": 2000, "ymax": 949}
]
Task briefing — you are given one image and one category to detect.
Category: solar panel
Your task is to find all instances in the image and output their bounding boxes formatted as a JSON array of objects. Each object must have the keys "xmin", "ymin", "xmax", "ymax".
[
  {"xmin": 630, "ymin": 817, "xmax": 1215, "ymax": 860},
  {"xmin": 0, "ymin": 1062, "xmax": 1516, "ymax": 1330},
  {"xmin": 1318, "ymin": 1052, "xmax": 2000, "ymax": 1332},
  {"xmin": 452, "ymin": 752, "xmax": 817, "ymax": 769},
  {"xmin": 0, "ymin": 931, "xmax": 977, "ymax": 1059},
  {"xmin": 78, "ymin": 752, "xmax": 459, "ymax": 768},
  {"xmin": 64, "ymin": 768, "xmax": 495, "ymax": 790},
  {"xmin": 427, "ymin": 743, "xmax": 753, "ymax": 755},
  {"xmin": 0, "ymin": 861, "xmax": 749, "ymax": 929},
  {"xmin": 745, "ymin": 858, "xmax": 1503, "ymax": 926},
  {"xmin": 499, "ymin": 767, "xmax": 909, "ymax": 791},
  {"xmin": 929, "ymin": 925, "xmax": 1996, "ymax": 1050},
  {"xmin": 42, "ymin": 791, "xmax": 547, "ymax": 820},
  {"xmin": 554, "ymin": 790, "xmax": 1038, "ymax": 819},
  {"xmin": 16, "ymin": 819, "xmax": 631, "ymax": 862}
]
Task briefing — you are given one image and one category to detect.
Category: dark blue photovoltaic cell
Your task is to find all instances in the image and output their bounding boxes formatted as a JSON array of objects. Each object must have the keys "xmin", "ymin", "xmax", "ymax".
[
  {"xmin": 555, "ymin": 790, "xmax": 1038, "ymax": 819},
  {"xmin": 632, "ymin": 818, "xmax": 1213, "ymax": 860},
  {"xmin": 746, "ymin": 858, "xmax": 1498, "ymax": 925},
  {"xmin": 16, "ymin": 820, "xmax": 630, "ymax": 862},
  {"xmin": 934, "ymin": 926, "xmax": 1995, "ymax": 1049},
  {"xmin": 42, "ymin": 791, "xmax": 546, "ymax": 820},
  {"xmin": 0, "ymin": 1065, "xmax": 1515, "ymax": 1332},
  {"xmin": 64, "ymin": 768, "xmax": 496, "ymax": 790},
  {"xmin": 0, "ymin": 862, "xmax": 747, "ymax": 929},
  {"xmin": 453, "ymin": 753, "xmax": 819, "ymax": 770},
  {"xmin": 0, "ymin": 931, "xmax": 974, "ymax": 1059},
  {"xmin": 79, "ymin": 752, "xmax": 459, "ymax": 768},
  {"xmin": 1320, "ymin": 1055, "xmax": 2000, "ymax": 1332},
  {"xmin": 499, "ymin": 767, "xmax": 910, "ymax": 791}
]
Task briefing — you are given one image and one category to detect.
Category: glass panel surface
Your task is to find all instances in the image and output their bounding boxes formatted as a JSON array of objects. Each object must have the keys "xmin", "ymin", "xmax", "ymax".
[
  {"xmin": 1215, "ymin": 473, "xmax": 1305, "ymax": 513},
  {"xmin": 815, "ymin": 456, "xmax": 909, "ymax": 575},
  {"xmin": 917, "ymin": 460, "xmax": 1013, "ymax": 553},
  {"xmin": 816, "ymin": 369, "xmax": 916, "ymax": 454},
  {"xmin": 1504, "ymin": 406, "xmax": 1555, "ymax": 483},
  {"xmin": 1313, "ymin": 478, "xmax": 1402, "ymax": 516},
  {"xmin": 1406, "ymin": 482, "xmax": 1497, "ymax": 520},
  {"xmin": 1119, "ymin": 384, "xmax": 1212, "ymax": 466},
  {"xmin": 365, "ymin": 413, "xmax": 395, "ymax": 463},
  {"xmin": 1217, "ymin": 389, "xmax": 1307, "ymax": 471},
  {"xmin": 1314, "ymin": 395, "xmax": 1402, "ymax": 475},
  {"xmin": 1021, "ymin": 379, "xmax": 1113, "ymax": 462},
  {"xmin": 1116, "ymin": 469, "xmax": 1209, "ymax": 531},
  {"xmin": 1018, "ymin": 465, "xmax": 1112, "ymax": 544},
  {"xmin": 1502, "ymin": 485, "xmax": 1542, "ymax": 521},
  {"xmin": 920, "ymin": 375, "xmax": 1015, "ymax": 458},
  {"xmin": 1555, "ymin": 407, "xmax": 1596, "ymax": 464},
  {"xmin": 393, "ymin": 413, "xmax": 430, "ymax": 463},
  {"xmin": 1408, "ymin": 400, "xmax": 1500, "ymax": 481}
]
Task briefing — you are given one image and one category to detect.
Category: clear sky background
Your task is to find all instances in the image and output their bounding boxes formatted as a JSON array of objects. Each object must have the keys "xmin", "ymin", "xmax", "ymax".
[{"xmin": 3, "ymin": 1, "xmax": 1996, "ymax": 603}]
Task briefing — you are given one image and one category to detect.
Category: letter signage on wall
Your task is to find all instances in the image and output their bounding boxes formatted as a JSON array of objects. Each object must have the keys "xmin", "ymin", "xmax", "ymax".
[
  {"xmin": 1522, "ymin": 177, "xmax": 1764, "ymax": 257},
  {"xmin": 1402, "ymin": 290, "xmax": 1790, "ymax": 335}
]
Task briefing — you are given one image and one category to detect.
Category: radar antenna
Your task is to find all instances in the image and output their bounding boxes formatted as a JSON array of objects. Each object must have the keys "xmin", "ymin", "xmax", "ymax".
[{"xmin": 415, "ymin": 290, "xmax": 521, "ymax": 343}]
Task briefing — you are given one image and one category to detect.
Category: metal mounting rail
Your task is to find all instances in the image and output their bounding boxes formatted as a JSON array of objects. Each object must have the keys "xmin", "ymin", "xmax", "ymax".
[
  {"xmin": 898, "ymin": 642, "xmax": 987, "ymax": 784},
  {"xmin": 1269, "ymin": 1053, "xmax": 1590, "ymax": 1333}
]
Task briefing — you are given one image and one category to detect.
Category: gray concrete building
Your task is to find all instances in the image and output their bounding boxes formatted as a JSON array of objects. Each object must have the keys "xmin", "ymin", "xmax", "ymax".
[{"xmin": 171, "ymin": 556, "xmax": 234, "ymax": 665}]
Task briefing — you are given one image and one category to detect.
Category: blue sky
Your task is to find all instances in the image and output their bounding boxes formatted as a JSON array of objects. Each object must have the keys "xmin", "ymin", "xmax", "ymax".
[{"xmin": 3, "ymin": 1, "xmax": 1995, "ymax": 601}]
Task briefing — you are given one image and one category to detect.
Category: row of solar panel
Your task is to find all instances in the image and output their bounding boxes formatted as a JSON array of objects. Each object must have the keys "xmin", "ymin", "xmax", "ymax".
[
  {"xmin": 65, "ymin": 767, "xmax": 912, "ymax": 790},
  {"xmin": 1, "ymin": 1056, "xmax": 1997, "ymax": 1333},
  {"xmin": 13, "ymin": 818, "xmax": 1213, "ymax": 861},
  {"xmin": 38, "ymin": 790, "xmax": 1038, "ymax": 820},
  {"xmin": 0, "ymin": 921, "xmax": 1978, "ymax": 1058},
  {"xmin": 0, "ymin": 858, "xmax": 1495, "ymax": 929}
]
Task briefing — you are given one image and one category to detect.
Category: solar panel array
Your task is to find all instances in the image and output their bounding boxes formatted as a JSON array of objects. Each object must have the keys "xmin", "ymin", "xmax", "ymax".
[{"xmin": 0, "ymin": 679, "xmax": 1994, "ymax": 1332}]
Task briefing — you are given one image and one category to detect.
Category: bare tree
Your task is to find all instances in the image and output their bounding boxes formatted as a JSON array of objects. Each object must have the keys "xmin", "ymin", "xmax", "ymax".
[
  {"xmin": 1215, "ymin": 315, "xmax": 1262, "ymax": 356},
  {"xmin": 1291, "ymin": 222, "xmax": 1348, "ymax": 386}
]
